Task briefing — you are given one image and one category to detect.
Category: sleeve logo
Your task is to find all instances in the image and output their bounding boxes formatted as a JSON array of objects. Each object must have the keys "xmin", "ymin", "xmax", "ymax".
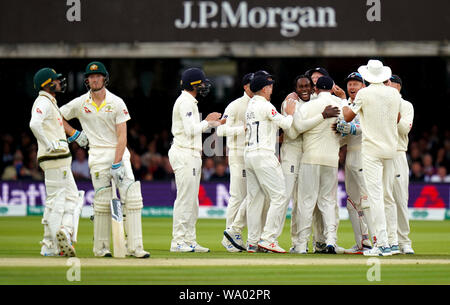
[
  {"xmin": 36, "ymin": 108, "xmax": 42, "ymax": 114},
  {"xmin": 84, "ymin": 106, "xmax": 91, "ymax": 113},
  {"xmin": 186, "ymin": 112, "xmax": 192, "ymax": 117},
  {"xmin": 123, "ymin": 109, "xmax": 128, "ymax": 115},
  {"xmin": 271, "ymin": 109, "xmax": 277, "ymax": 116}
]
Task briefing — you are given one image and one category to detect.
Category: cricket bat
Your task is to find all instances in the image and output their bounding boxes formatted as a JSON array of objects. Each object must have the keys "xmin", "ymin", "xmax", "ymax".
[{"xmin": 110, "ymin": 180, "xmax": 127, "ymax": 258}]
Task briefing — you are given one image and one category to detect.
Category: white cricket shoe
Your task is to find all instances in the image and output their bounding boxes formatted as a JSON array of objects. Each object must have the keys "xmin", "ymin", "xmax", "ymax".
[
  {"xmin": 401, "ymin": 245, "xmax": 415, "ymax": 255},
  {"xmin": 363, "ymin": 246, "xmax": 392, "ymax": 257},
  {"xmin": 344, "ymin": 244, "xmax": 364, "ymax": 254},
  {"xmin": 131, "ymin": 247, "xmax": 150, "ymax": 258},
  {"xmin": 223, "ymin": 229, "xmax": 246, "ymax": 251},
  {"xmin": 170, "ymin": 242, "xmax": 194, "ymax": 253},
  {"xmin": 257, "ymin": 240, "xmax": 287, "ymax": 253},
  {"xmin": 390, "ymin": 244, "xmax": 401, "ymax": 255},
  {"xmin": 94, "ymin": 248, "xmax": 113, "ymax": 257},
  {"xmin": 289, "ymin": 245, "xmax": 307, "ymax": 254},
  {"xmin": 222, "ymin": 238, "xmax": 241, "ymax": 253},
  {"xmin": 40, "ymin": 242, "xmax": 60, "ymax": 257},
  {"xmin": 56, "ymin": 228, "xmax": 76, "ymax": 257},
  {"xmin": 189, "ymin": 242, "xmax": 210, "ymax": 253}
]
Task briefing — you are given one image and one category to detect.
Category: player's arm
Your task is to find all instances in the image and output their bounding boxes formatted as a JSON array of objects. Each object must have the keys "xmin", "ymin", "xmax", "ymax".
[
  {"xmin": 281, "ymin": 99, "xmax": 300, "ymax": 139},
  {"xmin": 294, "ymin": 105, "xmax": 339, "ymax": 134},
  {"xmin": 216, "ymin": 104, "xmax": 244, "ymax": 137},
  {"xmin": 29, "ymin": 99, "xmax": 52, "ymax": 149},
  {"xmin": 268, "ymin": 101, "xmax": 294, "ymax": 130},
  {"xmin": 397, "ymin": 101, "xmax": 414, "ymax": 135},
  {"xmin": 60, "ymin": 99, "xmax": 89, "ymax": 148},
  {"xmin": 179, "ymin": 100, "xmax": 221, "ymax": 135},
  {"xmin": 114, "ymin": 122, "xmax": 127, "ymax": 164}
]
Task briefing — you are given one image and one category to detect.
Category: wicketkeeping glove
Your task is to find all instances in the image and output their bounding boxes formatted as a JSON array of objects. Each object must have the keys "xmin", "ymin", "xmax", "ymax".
[
  {"xmin": 336, "ymin": 120, "xmax": 357, "ymax": 136},
  {"xmin": 68, "ymin": 130, "xmax": 89, "ymax": 149}
]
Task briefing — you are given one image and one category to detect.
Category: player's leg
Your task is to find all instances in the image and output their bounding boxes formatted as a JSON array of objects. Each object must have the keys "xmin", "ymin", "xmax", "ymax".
[
  {"xmin": 91, "ymin": 169, "xmax": 113, "ymax": 257},
  {"xmin": 317, "ymin": 165, "xmax": 340, "ymax": 253},
  {"xmin": 383, "ymin": 157, "xmax": 400, "ymax": 253},
  {"xmin": 296, "ymin": 163, "xmax": 320, "ymax": 253},
  {"xmin": 362, "ymin": 154, "xmax": 391, "ymax": 256},
  {"xmin": 393, "ymin": 152, "xmax": 414, "ymax": 254},
  {"xmin": 168, "ymin": 147, "xmax": 198, "ymax": 252},
  {"xmin": 257, "ymin": 154, "xmax": 290, "ymax": 253},
  {"xmin": 312, "ymin": 207, "xmax": 326, "ymax": 253}
]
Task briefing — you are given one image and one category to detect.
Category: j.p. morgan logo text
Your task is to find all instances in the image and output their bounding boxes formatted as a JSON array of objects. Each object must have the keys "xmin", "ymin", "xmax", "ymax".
[{"xmin": 175, "ymin": 1, "xmax": 338, "ymax": 38}]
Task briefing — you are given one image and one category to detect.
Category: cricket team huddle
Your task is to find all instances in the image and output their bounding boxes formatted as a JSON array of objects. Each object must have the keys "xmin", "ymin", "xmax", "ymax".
[{"xmin": 30, "ymin": 59, "xmax": 414, "ymax": 258}]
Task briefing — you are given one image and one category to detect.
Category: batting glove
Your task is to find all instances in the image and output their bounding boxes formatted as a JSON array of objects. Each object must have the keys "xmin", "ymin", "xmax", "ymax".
[
  {"xmin": 68, "ymin": 130, "xmax": 89, "ymax": 149},
  {"xmin": 47, "ymin": 140, "xmax": 69, "ymax": 153},
  {"xmin": 336, "ymin": 120, "xmax": 357, "ymax": 136},
  {"xmin": 111, "ymin": 161, "xmax": 125, "ymax": 185}
]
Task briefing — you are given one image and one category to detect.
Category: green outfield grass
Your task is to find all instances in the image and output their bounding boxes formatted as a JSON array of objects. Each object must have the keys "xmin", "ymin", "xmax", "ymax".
[{"xmin": 0, "ymin": 216, "xmax": 449, "ymax": 285}]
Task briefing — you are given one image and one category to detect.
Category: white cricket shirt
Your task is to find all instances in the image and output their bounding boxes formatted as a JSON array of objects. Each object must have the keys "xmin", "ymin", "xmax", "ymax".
[{"xmin": 397, "ymin": 98, "xmax": 414, "ymax": 152}]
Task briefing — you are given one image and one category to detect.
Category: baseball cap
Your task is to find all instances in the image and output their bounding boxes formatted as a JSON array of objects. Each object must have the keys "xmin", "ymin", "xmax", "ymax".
[
  {"xmin": 316, "ymin": 76, "xmax": 334, "ymax": 90},
  {"xmin": 306, "ymin": 67, "xmax": 330, "ymax": 78},
  {"xmin": 344, "ymin": 72, "xmax": 364, "ymax": 83},
  {"xmin": 242, "ymin": 73, "xmax": 254, "ymax": 87},
  {"xmin": 250, "ymin": 75, "xmax": 274, "ymax": 92},
  {"xmin": 390, "ymin": 74, "xmax": 402, "ymax": 86},
  {"xmin": 254, "ymin": 70, "xmax": 273, "ymax": 78},
  {"xmin": 85, "ymin": 61, "xmax": 108, "ymax": 77}
]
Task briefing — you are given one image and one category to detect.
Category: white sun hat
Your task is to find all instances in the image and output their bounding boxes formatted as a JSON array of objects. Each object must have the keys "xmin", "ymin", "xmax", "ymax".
[{"xmin": 357, "ymin": 60, "xmax": 392, "ymax": 84}]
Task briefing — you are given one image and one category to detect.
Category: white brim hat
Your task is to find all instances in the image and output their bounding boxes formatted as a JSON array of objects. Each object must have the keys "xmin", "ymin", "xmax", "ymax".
[{"xmin": 357, "ymin": 60, "xmax": 392, "ymax": 84}]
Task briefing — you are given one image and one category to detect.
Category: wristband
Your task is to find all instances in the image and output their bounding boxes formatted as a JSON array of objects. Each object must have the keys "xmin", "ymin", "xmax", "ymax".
[
  {"xmin": 111, "ymin": 161, "xmax": 122, "ymax": 169},
  {"xmin": 67, "ymin": 130, "xmax": 80, "ymax": 143}
]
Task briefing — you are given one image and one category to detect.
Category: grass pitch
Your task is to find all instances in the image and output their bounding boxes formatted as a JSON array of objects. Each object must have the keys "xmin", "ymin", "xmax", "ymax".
[{"xmin": 0, "ymin": 216, "xmax": 449, "ymax": 285}]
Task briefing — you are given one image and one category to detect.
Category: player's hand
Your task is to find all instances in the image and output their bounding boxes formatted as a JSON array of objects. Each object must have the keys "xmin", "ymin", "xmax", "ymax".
[
  {"xmin": 284, "ymin": 99, "xmax": 296, "ymax": 115},
  {"xmin": 47, "ymin": 140, "xmax": 68, "ymax": 153},
  {"xmin": 336, "ymin": 120, "xmax": 356, "ymax": 135},
  {"xmin": 111, "ymin": 161, "xmax": 125, "ymax": 185},
  {"xmin": 332, "ymin": 84, "xmax": 346, "ymax": 99},
  {"xmin": 68, "ymin": 130, "xmax": 89, "ymax": 149},
  {"xmin": 322, "ymin": 105, "xmax": 340, "ymax": 119},
  {"xmin": 205, "ymin": 112, "xmax": 222, "ymax": 122},
  {"xmin": 285, "ymin": 92, "xmax": 299, "ymax": 101}
]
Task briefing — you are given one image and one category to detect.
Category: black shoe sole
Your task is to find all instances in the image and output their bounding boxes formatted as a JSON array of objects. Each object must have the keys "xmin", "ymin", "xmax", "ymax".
[
  {"xmin": 326, "ymin": 246, "xmax": 336, "ymax": 254},
  {"xmin": 223, "ymin": 231, "xmax": 246, "ymax": 251}
]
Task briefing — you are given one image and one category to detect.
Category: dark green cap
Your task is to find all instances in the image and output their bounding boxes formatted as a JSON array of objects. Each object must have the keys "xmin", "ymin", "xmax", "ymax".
[
  {"xmin": 84, "ymin": 61, "xmax": 108, "ymax": 77},
  {"xmin": 33, "ymin": 68, "xmax": 62, "ymax": 90}
]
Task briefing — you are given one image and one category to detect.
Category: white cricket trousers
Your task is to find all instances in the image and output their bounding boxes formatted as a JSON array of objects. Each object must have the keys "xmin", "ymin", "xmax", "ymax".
[
  {"xmin": 168, "ymin": 146, "xmax": 202, "ymax": 245},
  {"xmin": 390, "ymin": 151, "xmax": 412, "ymax": 247},
  {"xmin": 225, "ymin": 156, "xmax": 247, "ymax": 229},
  {"xmin": 361, "ymin": 153, "xmax": 395, "ymax": 248},
  {"xmin": 245, "ymin": 151, "xmax": 288, "ymax": 245},
  {"xmin": 345, "ymin": 149, "xmax": 371, "ymax": 246},
  {"xmin": 279, "ymin": 143, "xmax": 302, "ymax": 246},
  {"xmin": 297, "ymin": 163, "xmax": 339, "ymax": 247},
  {"xmin": 42, "ymin": 165, "xmax": 79, "ymax": 247}
]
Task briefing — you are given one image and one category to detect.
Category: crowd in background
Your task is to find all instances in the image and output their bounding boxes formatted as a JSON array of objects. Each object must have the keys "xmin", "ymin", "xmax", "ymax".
[{"xmin": 1, "ymin": 122, "xmax": 450, "ymax": 183}]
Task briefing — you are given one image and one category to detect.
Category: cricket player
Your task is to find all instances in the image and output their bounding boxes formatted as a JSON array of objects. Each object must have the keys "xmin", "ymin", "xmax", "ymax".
[
  {"xmin": 216, "ymin": 73, "xmax": 253, "ymax": 252},
  {"xmin": 278, "ymin": 74, "xmax": 341, "ymax": 253},
  {"xmin": 60, "ymin": 61, "xmax": 150, "ymax": 258},
  {"xmin": 295, "ymin": 76, "xmax": 343, "ymax": 254},
  {"xmin": 169, "ymin": 67, "xmax": 224, "ymax": 253},
  {"xmin": 334, "ymin": 72, "xmax": 373, "ymax": 254},
  {"xmin": 239, "ymin": 73, "xmax": 296, "ymax": 253},
  {"xmin": 29, "ymin": 67, "xmax": 84, "ymax": 257},
  {"xmin": 343, "ymin": 60, "xmax": 401, "ymax": 256},
  {"xmin": 386, "ymin": 75, "xmax": 415, "ymax": 254}
]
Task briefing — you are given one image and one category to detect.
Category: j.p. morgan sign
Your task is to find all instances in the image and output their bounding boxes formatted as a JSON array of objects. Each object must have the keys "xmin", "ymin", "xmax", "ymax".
[
  {"xmin": 0, "ymin": 0, "xmax": 448, "ymax": 43},
  {"xmin": 175, "ymin": 1, "xmax": 337, "ymax": 38}
]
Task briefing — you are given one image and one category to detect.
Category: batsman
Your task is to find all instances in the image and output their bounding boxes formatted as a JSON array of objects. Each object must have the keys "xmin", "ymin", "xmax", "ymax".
[
  {"xmin": 30, "ymin": 68, "xmax": 84, "ymax": 257},
  {"xmin": 60, "ymin": 61, "xmax": 150, "ymax": 258}
]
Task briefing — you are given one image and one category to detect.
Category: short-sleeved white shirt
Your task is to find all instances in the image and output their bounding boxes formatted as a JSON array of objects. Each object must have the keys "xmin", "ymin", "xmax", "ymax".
[{"xmin": 60, "ymin": 89, "xmax": 131, "ymax": 149}]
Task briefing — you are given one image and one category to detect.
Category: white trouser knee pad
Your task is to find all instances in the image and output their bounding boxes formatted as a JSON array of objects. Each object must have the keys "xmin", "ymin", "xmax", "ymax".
[{"xmin": 93, "ymin": 186, "xmax": 112, "ymax": 255}]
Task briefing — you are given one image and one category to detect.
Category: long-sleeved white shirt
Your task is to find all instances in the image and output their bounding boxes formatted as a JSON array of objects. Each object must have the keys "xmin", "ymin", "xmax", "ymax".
[
  {"xmin": 397, "ymin": 98, "xmax": 414, "ymax": 152},
  {"xmin": 351, "ymin": 83, "xmax": 401, "ymax": 159},
  {"xmin": 29, "ymin": 91, "xmax": 71, "ymax": 170},
  {"xmin": 300, "ymin": 92, "xmax": 342, "ymax": 168},
  {"xmin": 342, "ymin": 98, "xmax": 363, "ymax": 152},
  {"xmin": 216, "ymin": 92, "xmax": 250, "ymax": 157},
  {"xmin": 170, "ymin": 90, "xmax": 210, "ymax": 155},
  {"xmin": 245, "ymin": 95, "xmax": 293, "ymax": 154}
]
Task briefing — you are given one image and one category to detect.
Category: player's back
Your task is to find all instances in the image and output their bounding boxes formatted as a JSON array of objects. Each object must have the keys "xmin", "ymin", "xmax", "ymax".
[
  {"xmin": 354, "ymin": 84, "xmax": 401, "ymax": 159},
  {"xmin": 301, "ymin": 92, "xmax": 341, "ymax": 168}
]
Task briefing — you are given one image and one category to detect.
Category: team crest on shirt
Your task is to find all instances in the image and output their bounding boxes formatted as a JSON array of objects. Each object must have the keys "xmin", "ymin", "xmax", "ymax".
[
  {"xmin": 186, "ymin": 112, "xmax": 192, "ymax": 117},
  {"xmin": 84, "ymin": 106, "xmax": 91, "ymax": 113},
  {"xmin": 105, "ymin": 105, "xmax": 113, "ymax": 113}
]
